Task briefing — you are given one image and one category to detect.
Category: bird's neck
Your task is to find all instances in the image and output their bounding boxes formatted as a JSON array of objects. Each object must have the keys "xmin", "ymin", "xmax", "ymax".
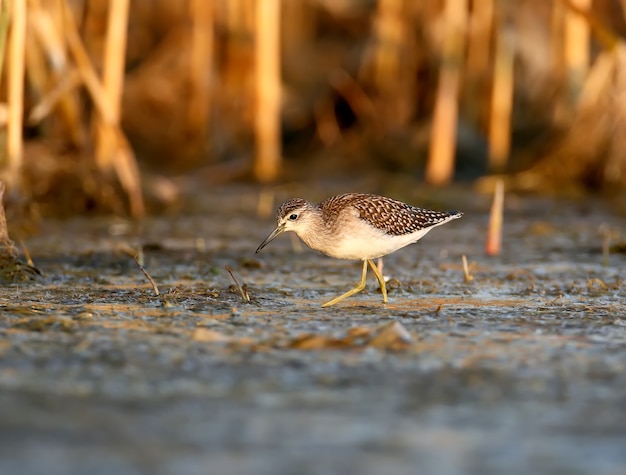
[{"xmin": 295, "ymin": 211, "xmax": 333, "ymax": 255}]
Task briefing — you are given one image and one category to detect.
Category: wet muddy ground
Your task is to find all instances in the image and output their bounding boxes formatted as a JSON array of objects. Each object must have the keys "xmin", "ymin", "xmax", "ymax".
[{"xmin": 1, "ymin": 184, "xmax": 625, "ymax": 475}]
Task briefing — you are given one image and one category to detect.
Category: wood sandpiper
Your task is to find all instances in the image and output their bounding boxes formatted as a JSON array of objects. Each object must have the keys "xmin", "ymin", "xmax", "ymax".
[{"xmin": 256, "ymin": 193, "xmax": 462, "ymax": 307}]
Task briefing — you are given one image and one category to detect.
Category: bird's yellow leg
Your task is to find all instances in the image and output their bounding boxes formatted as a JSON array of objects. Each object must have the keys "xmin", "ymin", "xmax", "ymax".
[
  {"xmin": 367, "ymin": 259, "xmax": 388, "ymax": 303},
  {"xmin": 322, "ymin": 260, "xmax": 368, "ymax": 307}
]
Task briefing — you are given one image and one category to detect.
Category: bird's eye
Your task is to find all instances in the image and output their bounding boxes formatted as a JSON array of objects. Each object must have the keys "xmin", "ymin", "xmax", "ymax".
[{"xmin": 289, "ymin": 213, "xmax": 298, "ymax": 221}]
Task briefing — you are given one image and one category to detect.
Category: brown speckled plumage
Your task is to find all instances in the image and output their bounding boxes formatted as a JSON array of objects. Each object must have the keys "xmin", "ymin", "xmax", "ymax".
[{"xmin": 317, "ymin": 193, "xmax": 460, "ymax": 236}]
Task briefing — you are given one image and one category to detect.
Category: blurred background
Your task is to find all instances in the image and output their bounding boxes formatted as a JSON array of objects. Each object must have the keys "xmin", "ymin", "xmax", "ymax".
[{"xmin": 0, "ymin": 0, "xmax": 625, "ymax": 218}]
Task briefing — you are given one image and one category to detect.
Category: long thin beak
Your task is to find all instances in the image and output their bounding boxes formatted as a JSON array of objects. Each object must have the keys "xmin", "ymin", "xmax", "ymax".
[{"xmin": 255, "ymin": 224, "xmax": 285, "ymax": 253}]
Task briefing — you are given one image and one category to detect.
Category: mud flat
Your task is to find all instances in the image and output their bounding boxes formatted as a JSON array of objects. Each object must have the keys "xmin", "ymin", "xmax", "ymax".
[{"xmin": 1, "ymin": 185, "xmax": 625, "ymax": 475}]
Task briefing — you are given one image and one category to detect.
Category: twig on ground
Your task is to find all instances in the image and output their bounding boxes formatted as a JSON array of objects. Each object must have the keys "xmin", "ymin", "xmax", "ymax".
[
  {"xmin": 462, "ymin": 254, "xmax": 473, "ymax": 282},
  {"xmin": 18, "ymin": 239, "xmax": 35, "ymax": 267},
  {"xmin": 599, "ymin": 224, "xmax": 617, "ymax": 267},
  {"xmin": 132, "ymin": 253, "xmax": 160, "ymax": 296},
  {"xmin": 485, "ymin": 178, "xmax": 504, "ymax": 256},
  {"xmin": 225, "ymin": 265, "xmax": 250, "ymax": 302}
]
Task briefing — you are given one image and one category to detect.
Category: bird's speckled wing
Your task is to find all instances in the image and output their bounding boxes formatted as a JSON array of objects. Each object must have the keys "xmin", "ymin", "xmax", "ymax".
[{"xmin": 320, "ymin": 193, "xmax": 459, "ymax": 236}]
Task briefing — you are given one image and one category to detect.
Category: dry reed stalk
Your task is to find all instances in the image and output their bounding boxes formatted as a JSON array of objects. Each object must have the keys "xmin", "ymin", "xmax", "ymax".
[
  {"xmin": 256, "ymin": 187, "xmax": 274, "ymax": 218},
  {"xmin": 226, "ymin": 0, "xmax": 254, "ymax": 32},
  {"xmin": 61, "ymin": 1, "xmax": 114, "ymax": 122},
  {"xmin": 370, "ymin": 0, "xmax": 412, "ymax": 128},
  {"xmin": 254, "ymin": 0, "xmax": 281, "ymax": 182},
  {"xmin": 24, "ymin": 10, "xmax": 51, "ymax": 117},
  {"xmin": 425, "ymin": 0, "xmax": 468, "ymax": 186},
  {"xmin": 603, "ymin": 46, "xmax": 626, "ymax": 188},
  {"xmin": 509, "ymin": 45, "xmax": 622, "ymax": 193},
  {"xmin": 564, "ymin": 0, "xmax": 591, "ymax": 103},
  {"xmin": 281, "ymin": 0, "xmax": 314, "ymax": 59},
  {"xmin": 488, "ymin": 27, "xmax": 515, "ymax": 173},
  {"xmin": 463, "ymin": 0, "xmax": 493, "ymax": 126},
  {"xmin": 48, "ymin": 0, "xmax": 69, "ymax": 66},
  {"xmin": 485, "ymin": 178, "xmax": 504, "ymax": 256},
  {"xmin": 318, "ymin": 69, "xmax": 375, "ymax": 143},
  {"xmin": 329, "ymin": 69, "xmax": 375, "ymax": 121},
  {"xmin": 109, "ymin": 131, "xmax": 144, "ymax": 218},
  {"xmin": 27, "ymin": 69, "xmax": 81, "ymax": 124},
  {"xmin": 188, "ymin": 0, "xmax": 213, "ymax": 136},
  {"xmin": 550, "ymin": 0, "xmax": 570, "ymax": 122},
  {"xmin": 95, "ymin": 0, "xmax": 129, "ymax": 169},
  {"xmin": 29, "ymin": 0, "xmax": 65, "ymax": 70},
  {"xmin": 0, "ymin": 0, "xmax": 11, "ymax": 82},
  {"xmin": 6, "ymin": 0, "xmax": 26, "ymax": 186},
  {"xmin": 562, "ymin": 1, "xmax": 618, "ymax": 51},
  {"xmin": 0, "ymin": 181, "xmax": 41, "ymax": 281},
  {"xmin": 373, "ymin": 0, "xmax": 402, "ymax": 88},
  {"xmin": 61, "ymin": 0, "xmax": 144, "ymax": 217},
  {"xmin": 318, "ymin": 68, "xmax": 375, "ymax": 144},
  {"xmin": 551, "ymin": 0, "xmax": 566, "ymax": 76},
  {"xmin": 314, "ymin": 96, "xmax": 340, "ymax": 146},
  {"xmin": 466, "ymin": 0, "xmax": 494, "ymax": 79},
  {"xmin": 577, "ymin": 50, "xmax": 614, "ymax": 109},
  {"xmin": 0, "ymin": 182, "xmax": 12, "ymax": 245},
  {"xmin": 29, "ymin": 0, "xmax": 84, "ymax": 147}
]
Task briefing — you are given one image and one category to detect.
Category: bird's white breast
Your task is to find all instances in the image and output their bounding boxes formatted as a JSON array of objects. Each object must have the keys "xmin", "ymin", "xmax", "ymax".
[{"xmin": 322, "ymin": 219, "xmax": 433, "ymax": 260}]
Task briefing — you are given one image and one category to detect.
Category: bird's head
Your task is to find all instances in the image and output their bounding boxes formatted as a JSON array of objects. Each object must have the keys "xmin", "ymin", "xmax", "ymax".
[{"xmin": 255, "ymin": 198, "xmax": 314, "ymax": 253}]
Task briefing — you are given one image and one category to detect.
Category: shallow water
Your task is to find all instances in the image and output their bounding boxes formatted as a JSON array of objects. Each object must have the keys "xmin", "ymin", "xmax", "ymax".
[{"xmin": 1, "ymin": 184, "xmax": 625, "ymax": 475}]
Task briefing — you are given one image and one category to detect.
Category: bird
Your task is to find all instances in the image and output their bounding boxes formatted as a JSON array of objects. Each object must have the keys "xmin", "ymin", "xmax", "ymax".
[{"xmin": 255, "ymin": 193, "xmax": 462, "ymax": 307}]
